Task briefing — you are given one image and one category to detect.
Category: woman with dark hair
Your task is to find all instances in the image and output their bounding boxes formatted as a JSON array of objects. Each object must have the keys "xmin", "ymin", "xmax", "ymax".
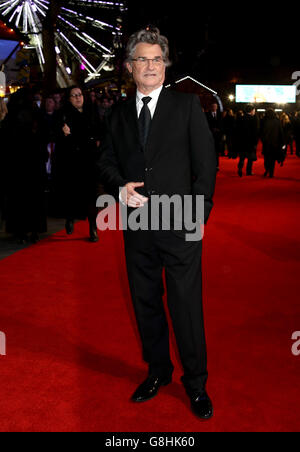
[
  {"xmin": 261, "ymin": 109, "xmax": 285, "ymax": 178},
  {"xmin": 53, "ymin": 86, "xmax": 103, "ymax": 242}
]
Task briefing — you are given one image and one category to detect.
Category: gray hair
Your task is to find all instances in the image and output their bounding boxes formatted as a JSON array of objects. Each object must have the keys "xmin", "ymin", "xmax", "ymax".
[{"xmin": 125, "ymin": 27, "xmax": 171, "ymax": 67}]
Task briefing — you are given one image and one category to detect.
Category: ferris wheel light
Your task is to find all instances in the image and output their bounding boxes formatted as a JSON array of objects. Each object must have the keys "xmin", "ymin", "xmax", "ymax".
[
  {"xmin": 0, "ymin": 0, "xmax": 125, "ymax": 83},
  {"xmin": 58, "ymin": 15, "xmax": 79, "ymax": 31}
]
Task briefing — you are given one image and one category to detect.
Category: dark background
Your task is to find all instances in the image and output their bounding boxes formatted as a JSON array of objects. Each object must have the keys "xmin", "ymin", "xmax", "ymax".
[{"xmin": 126, "ymin": 1, "xmax": 298, "ymax": 87}]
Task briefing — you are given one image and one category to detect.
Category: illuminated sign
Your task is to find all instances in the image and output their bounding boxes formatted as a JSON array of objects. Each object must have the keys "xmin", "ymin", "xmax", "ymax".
[{"xmin": 236, "ymin": 85, "xmax": 296, "ymax": 103}]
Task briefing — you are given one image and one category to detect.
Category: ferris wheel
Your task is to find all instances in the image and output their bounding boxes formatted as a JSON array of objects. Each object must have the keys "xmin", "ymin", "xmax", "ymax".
[{"xmin": 0, "ymin": 0, "xmax": 127, "ymax": 85}]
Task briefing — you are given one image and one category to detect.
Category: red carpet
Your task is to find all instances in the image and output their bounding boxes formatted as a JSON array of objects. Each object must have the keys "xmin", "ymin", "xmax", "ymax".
[{"xmin": 0, "ymin": 154, "xmax": 300, "ymax": 432}]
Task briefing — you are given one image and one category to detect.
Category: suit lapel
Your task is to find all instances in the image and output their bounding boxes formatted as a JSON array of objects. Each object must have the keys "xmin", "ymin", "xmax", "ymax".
[
  {"xmin": 123, "ymin": 95, "xmax": 140, "ymax": 146},
  {"xmin": 146, "ymin": 87, "xmax": 172, "ymax": 161}
]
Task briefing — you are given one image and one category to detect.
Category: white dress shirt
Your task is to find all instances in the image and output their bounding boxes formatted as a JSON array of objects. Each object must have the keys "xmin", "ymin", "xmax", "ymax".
[
  {"xmin": 136, "ymin": 85, "xmax": 163, "ymax": 118},
  {"xmin": 119, "ymin": 85, "xmax": 164, "ymax": 204}
]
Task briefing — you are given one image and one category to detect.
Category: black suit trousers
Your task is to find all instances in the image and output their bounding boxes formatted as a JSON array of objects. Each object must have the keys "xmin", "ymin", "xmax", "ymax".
[{"xmin": 124, "ymin": 228, "xmax": 208, "ymax": 396}]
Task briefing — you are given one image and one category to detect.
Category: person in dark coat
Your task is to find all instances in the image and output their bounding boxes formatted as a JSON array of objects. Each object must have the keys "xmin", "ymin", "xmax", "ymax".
[
  {"xmin": 293, "ymin": 112, "xmax": 300, "ymax": 158},
  {"xmin": 53, "ymin": 86, "xmax": 103, "ymax": 242},
  {"xmin": 223, "ymin": 109, "xmax": 236, "ymax": 159},
  {"xmin": 261, "ymin": 109, "xmax": 285, "ymax": 178},
  {"xmin": 206, "ymin": 102, "xmax": 223, "ymax": 169},
  {"xmin": 2, "ymin": 88, "xmax": 48, "ymax": 243},
  {"xmin": 281, "ymin": 113, "xmax": 294, "ymax": 155},
  {"xmin": 98, "ymin": 27, "xmax": 217, "ymax": 420},
  {"xmin": 0, "ymin": 98, "xmax": 8, "ymax": 229},
  {"xmin": 233, "ymin": 110, "xmax": 244, "ymax": 159},
  {"xmin": 39, "ymin": 95, "xmax": 60, "ymax": 213},
  {"xmin": 237, "ymin": 104, "xmax": 259, "ymax": 177}
]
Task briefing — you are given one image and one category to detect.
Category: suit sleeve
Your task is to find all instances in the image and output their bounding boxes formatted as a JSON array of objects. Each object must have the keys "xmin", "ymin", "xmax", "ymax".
[
  {"xmin": 189, "ymin": 95, "xmax": 217, "ymax": 224},
  {"xmin": 97, "ymin": 112, "xmax": 129, "ymax": 200}
]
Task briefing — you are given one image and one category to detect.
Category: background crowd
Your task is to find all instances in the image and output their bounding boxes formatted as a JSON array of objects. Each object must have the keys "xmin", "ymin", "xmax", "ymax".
[
  {"xmin": 0, "ymin": 86, "xmax": 121, "ymax": 244},
  {"xmin": 205, "ymin": 102, "xmax": 300, "ymax": 177},
  {"xmin": 0, "ymin": 85, "xmax": 300, "ymax": 245}
]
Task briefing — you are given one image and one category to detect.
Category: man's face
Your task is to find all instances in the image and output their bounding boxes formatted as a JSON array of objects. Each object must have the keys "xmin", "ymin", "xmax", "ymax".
[
  {"xmin": 126, "ymin": 43, "xmax": 166, "ymax": 94},
  {"xmin": 211, "ymin": 104, "xmax": 218, "ymax": 113}
]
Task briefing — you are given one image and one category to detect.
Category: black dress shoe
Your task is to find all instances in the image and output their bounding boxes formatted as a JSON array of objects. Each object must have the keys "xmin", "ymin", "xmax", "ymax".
[
  {"xmin": 89, "ymin": 226, "xmax": 99, "ymax": 243},
  {"xmin": 131, "ymin": 375, "xmax": 172, "ymax": 403},
  {"xmin": 190, "ymin": 391, "xmax": 213, "ymax": 420},
  {"xmin": 30, "ymin": 232, "xmax": 40, "ymax": 244},
  {"xmin": 17, "ymin": 234, "xmax": 28, "ymax": 245},
  {"xmin": 65, "ymin": 220, "xmax": 74, "ymax": 235}
]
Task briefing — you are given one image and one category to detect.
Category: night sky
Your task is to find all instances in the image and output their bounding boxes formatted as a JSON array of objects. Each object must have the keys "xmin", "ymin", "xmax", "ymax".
[{"xmin": 126, "ymin": 1, "xmax": 299, "ymax": 87}]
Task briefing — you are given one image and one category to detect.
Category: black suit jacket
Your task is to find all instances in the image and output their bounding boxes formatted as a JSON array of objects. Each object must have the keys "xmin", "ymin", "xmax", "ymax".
[
  {"xmin": 238, "ymin": 113, "xmax": 259, "ymax": 154},
  {"xmin": 98, "ymin": 87, "xmax": 217, "ymax": 225},
  {"xmin": 206, "ymin": 111, "xmax": 223, "ymax": 136}
]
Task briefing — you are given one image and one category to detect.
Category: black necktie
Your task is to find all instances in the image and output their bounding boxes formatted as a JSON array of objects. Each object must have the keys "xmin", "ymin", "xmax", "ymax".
[{"xmin": 138, "ymin": 96, "xmax": 152, "ymax": 150}]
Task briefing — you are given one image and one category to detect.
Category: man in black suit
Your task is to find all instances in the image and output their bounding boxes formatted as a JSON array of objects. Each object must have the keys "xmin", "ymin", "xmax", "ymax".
[
  {"xmin": 206, "ymin": 102, "xmax": 223, "ymax": 169},
  {"xmin": 98, "ymin": 28, "xmax": 217, "ymax": 420},
  {"xmin": 237, "ymin": 104, "xmax": 259, "ymax": 177}
]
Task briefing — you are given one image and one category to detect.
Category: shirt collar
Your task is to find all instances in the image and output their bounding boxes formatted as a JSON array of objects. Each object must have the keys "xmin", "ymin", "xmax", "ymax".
[{"xmin": 136, "ymin": 85, "xmax": 164, "ymax": 104}]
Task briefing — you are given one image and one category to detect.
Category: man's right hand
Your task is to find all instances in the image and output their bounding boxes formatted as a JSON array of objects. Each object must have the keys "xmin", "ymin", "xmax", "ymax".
[{"xmin": 120, "ymin": 182, "xmax": 149, "ymax": 208}]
